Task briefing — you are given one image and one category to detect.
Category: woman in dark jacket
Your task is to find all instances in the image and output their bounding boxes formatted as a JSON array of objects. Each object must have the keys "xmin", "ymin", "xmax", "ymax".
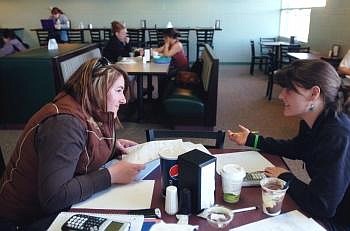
[
  {"xmin": 229, "ymin": 59, "xmax": 350, "ymax": 231},
  {"xmin": 103, "ymin": 21, "xmax": 131, "ymax": 63}
]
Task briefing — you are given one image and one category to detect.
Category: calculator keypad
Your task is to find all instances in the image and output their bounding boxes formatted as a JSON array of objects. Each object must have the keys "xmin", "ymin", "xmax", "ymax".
[{"xmin": 63, "ymin": 214, "xmax": 107, "ymax": 231}]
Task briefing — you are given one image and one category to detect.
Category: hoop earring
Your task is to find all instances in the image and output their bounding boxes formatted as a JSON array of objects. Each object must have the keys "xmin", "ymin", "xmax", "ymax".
[{"xmin": 309, "ymin": 103, "xmax": 315, "ymax": 111}]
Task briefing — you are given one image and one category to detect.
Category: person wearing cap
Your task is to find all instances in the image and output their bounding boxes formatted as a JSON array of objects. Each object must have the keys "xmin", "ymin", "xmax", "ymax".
[{"xmin": 229, "ymin": 59, "xmax": 350, "ymax": 231}]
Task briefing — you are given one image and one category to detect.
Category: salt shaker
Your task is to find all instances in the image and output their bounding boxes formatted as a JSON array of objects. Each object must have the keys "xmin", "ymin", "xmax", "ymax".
[{"xmin": 165, "ymin": 186, "xmax": 178, "ymax": 215}]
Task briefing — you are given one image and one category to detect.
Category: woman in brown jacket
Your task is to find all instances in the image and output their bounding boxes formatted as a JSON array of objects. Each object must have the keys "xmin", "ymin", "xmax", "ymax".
[{"xmin": 0, "ymin": 57, "xmax": 144, "ymax": 230}]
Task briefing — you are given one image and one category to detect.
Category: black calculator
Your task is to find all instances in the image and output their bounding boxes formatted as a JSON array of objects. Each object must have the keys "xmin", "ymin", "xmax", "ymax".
[
  {"xmin": 242, "ymin": 171, "xmax": 266, "ymax": 187},
  {"xmin": 61, "ymin": 214, "xmax": 130, "ymax": 231}
]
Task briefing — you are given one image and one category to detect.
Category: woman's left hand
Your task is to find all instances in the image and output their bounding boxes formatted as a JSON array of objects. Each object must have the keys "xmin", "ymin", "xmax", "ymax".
[
  {"xmin": 264, "ymin": 166, "xmax": 289, "ymax": 177},
  {"xmin": 116, "ymin": 139, "xmax": 138, "ymax": 154}
]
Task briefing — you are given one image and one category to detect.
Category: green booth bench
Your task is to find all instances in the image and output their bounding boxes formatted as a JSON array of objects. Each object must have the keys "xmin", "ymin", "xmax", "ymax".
[
  {"xmin": 0, "ymin": 43, "xmax": 101, "ymax": 127},
  {"xmin": 162, "ymin": 44, "xmax": 219, "ymax": 129}
]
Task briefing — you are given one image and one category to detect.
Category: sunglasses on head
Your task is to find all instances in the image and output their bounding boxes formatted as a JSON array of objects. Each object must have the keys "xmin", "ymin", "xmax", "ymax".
[{"xmin": 93, "ymin": 57, "xmax": 112, "ymax": 71}]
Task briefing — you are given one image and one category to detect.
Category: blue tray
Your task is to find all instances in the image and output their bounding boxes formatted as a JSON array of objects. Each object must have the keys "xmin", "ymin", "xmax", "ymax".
[{"xmin": 153, "ymin": 56, "xmax": 171, "ymax": 64}]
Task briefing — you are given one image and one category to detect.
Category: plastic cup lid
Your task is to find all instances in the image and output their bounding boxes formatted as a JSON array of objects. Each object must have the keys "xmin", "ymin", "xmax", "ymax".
[
  {"xmin": 222, "ymin": 164, "xmax": 246, "ymax": 179},
  {"xmin": 159, "ymin": 152, "xmax": 179, "ymax": 160}
]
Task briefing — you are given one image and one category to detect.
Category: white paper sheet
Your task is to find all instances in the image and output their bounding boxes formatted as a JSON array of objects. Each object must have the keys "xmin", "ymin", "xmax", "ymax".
[
  {"xmin": 230, "ymin": 210, "xmax": 326, "ymax": 231},
  {"xmin": 72, "ymin": 180, "xmax": 154, "ymax": 210},
  {"xmin": 48, "ymin": 212, "xmax": 144, "ymax": 231},
  {"xmin": 123, "ymin": 140, "xmax": 210, "ymax": 164},
  {"xmin": 216, "ymin": 151, "xmax": 274, "ymax": 174}
]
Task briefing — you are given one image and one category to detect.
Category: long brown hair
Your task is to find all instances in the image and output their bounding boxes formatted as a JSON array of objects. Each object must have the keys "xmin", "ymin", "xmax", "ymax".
[
  {"xmin": 275, "ymin": 59, "xmax": 350, "ymax": 115},
  {"xmin": 63, "ymin": 58, "xmax": 129, "ymax": 128}
]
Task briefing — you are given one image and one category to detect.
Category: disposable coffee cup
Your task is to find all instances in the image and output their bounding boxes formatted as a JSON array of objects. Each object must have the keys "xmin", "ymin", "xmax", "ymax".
[
  {"xmin": 221, "ymin": 164, "xmax": 246, "ymax": 203},
  {"xmin": 260, "ymin": 177, "xmax": 288, "ymax": 216},
  {"xmin": 159, "ymin": 152, "xmax": 179, "ymax": 197}
]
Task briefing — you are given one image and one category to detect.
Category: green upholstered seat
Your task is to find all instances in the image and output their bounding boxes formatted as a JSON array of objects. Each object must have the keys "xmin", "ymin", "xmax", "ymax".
[{"xmin": 162, "ymin": 44, "xmax": 219, "ymax": 127}]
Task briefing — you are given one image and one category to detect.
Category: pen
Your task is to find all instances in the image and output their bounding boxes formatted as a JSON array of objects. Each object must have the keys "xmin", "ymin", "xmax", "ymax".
[{"xmin": 232, "ymin": 206, "xmax": 257, "ymax": 213}]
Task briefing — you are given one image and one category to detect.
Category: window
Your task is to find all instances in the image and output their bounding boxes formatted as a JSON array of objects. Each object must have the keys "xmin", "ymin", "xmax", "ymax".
[{"xmin": 279, "ymin": 0, "xmax": 326, "ymax": 42}]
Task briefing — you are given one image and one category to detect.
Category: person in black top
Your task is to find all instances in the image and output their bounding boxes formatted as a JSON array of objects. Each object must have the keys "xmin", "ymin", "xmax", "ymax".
[
  {"xmin": 103, "ymin": 21, "xmax": 137, "ymax": 101},
  {"xmin": 103, "ymin": 21, "xmax": 131, "ymax": 63},
  {"xmin": 229, "ymin": 59, "xmax": 350, "ymax": 231}
]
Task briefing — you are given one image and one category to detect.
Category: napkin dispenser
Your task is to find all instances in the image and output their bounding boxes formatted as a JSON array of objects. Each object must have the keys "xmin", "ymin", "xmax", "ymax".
[{"xmin": 178, "ymin": 149, "xmax": 216, "ymax": 213}]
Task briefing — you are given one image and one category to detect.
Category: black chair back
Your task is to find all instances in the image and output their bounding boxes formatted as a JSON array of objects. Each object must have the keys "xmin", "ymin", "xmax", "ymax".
[
  {"xmin": 103, "ymin": 29, "xmax": 112, "ymax": 41},
  {"xmin": 260, "ymin": 37, "xmax": 276, "ymax": 55},
  {"xmin": 127, "ymin": 29, "xmax": 145, "ymax": 48},
  {"xmin": 148, "ymin": 29, "xmax": 160, "ymax": 48},
  {"xmin": 89, "ymin": 29, "xmax": 103, "ymax": 43},
  {"xmin": 67, "ymin": 29, "xmax": 85, "ymax": 43},
  {"xmin": 146, "ymin": 129, "xmax": 225, "ymax": 149},
  {"xmin": 36, "ymin": 30, "xmax": 49, "ymax": 46},
  {"xmin": 196, "ymin": 29, "xmax": 215, "ymax": 59},
  {"xmin": 196, "ymin": 29, "xmax": 214, "ymax": 47},
  {"xmin": 0, "ymin": 146, "xmax": 5, "ymax": 177}
]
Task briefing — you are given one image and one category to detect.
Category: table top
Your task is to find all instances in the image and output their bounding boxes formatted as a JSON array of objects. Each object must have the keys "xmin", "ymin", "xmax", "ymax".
[
  {"xmin": 260, "ymin": 41, "xmax": 291, "ymax": 46},
  {"xmin": 287, "ymin": 52, "xmax": 321, "ymax": 60},
  {"xmin": 116, "ymin": 57, "xmax": 170, "ymax": 75},
  {"xmin": 71, "ymin": 149, "xmax": 300, "ymax": 230}
]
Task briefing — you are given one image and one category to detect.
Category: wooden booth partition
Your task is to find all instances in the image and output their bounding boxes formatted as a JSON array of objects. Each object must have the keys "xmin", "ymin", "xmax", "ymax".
[{"xmin": 0, "ymin": 43, "xmax": 100, "ymax": 128}]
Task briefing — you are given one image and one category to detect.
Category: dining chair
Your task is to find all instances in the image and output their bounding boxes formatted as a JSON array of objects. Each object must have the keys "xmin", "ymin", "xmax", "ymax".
[
  {"xmin": 67, "ymin": 29, "xmax": 85, "ymax": 43},
  {"xmin": 279, "ymin": 44, "xmax": 301, "ymax": 68},
  {"xmin": 250, "ymin": 40, "xmax": 271, "ymax": 75},
  {"xmin": 103, "ymin": 29, "xmax": 112, "ymax": 41},
  {"xmin": 127, "ymin": 28, "xmax": 145, "ymax": 48},
  {"xmin": 89, "ymin": 29, "xmax": 105, "ymax": 49},
  {"xmin": 146, "ymin": 129, "xmax": 225, "ymax": 149},
  {"xmin": 288, "ymin": 46, "xmax": 311, "ymax": 62},
  {"xmin": 148, "ymin": 29, "xmax": 160, "ymax": 48},
  {"xmin": 35, "ymin": 30, "xmax": 50, "ymax": 46},
  {"xmin": 259, "ymin": 37, "xmax": 276, "ymax": 55},
  {"xmin": 196, "ymin": 28, "xmax": 214, "ymax": 59},
  {"xmin": 89, "ymin": 29, "xmax": 103, "ymax": 43},
  {"xmin": 0, "ymin": 146, "xmax": 5, "ymax": 177}
]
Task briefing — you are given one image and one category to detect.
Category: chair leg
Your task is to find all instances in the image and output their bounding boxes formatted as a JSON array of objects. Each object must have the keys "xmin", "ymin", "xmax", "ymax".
[
  {"xmin": 250, "ymin": 58, "xmax": 255, "ymax": 75},
  {"xmin": 266, "ymin": 77, "xmax": 271, "ymax": 97},
  {"xmin": 196, "ymin": 45, "xmax": 200, "ymax": 60},
  {"xmin": 268, "ymin": 74, "xmax": 274, "ymax": 100}
]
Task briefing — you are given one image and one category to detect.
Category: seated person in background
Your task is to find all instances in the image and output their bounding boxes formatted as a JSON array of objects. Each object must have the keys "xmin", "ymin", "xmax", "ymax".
[
  {"xmin": 0, "ymin": 29, "xmax": 27, "ymax": 57},
  {"xmin": 50, "ymin": 6, "xmax": 70, "ymax": 42},
  {"xmin": 229, "ymin": 60, "xmax": 350, "ymax": 231},
  {"xmin": 103, "ymin": 21, "xmax": 136, "ymax": 100},
  {"xmin": 103, "ymin": 21, "xmax": 131, "ymax": 62},
  {"xmin": 338, "ymin": 49, "xmax": 350, "ymax": 78},
  {"xmin": 0, "ymin": 58, "xmax": 144, "ymax": 230},
  {"xmin": 154, "ymin": 28, "xmax": 189, "ymax": 75}
]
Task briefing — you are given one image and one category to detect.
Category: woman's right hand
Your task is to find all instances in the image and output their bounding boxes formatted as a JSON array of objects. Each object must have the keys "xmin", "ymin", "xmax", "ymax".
[
  {"xmin": 228, "ymin": 124, "xmax": 250, "ymax": 145},
  {"xmin": 107, "ymin": 161, "xmax": 145, "ymax": 184}
]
